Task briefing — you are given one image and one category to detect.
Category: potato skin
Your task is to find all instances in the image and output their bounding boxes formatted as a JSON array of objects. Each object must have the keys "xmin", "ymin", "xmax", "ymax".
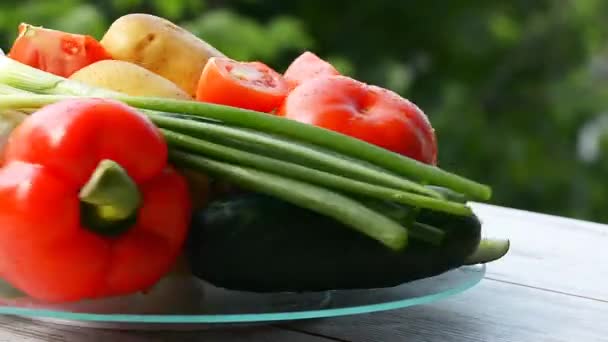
[
  {"xmin": 69, "ymin": 60, "xmax": 191, "ymax": 100},
  {"xmin": 100, "ymin": 13, "xmax": 226, "ymax": 96}
]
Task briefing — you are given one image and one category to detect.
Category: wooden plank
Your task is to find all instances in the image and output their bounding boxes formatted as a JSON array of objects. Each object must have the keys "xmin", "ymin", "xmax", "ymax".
[
  {"xmin": 0, "ymin": 316, "xmax": 334, "ymax": 342},
  {"xmin": 284, "ymin": 279, "xmax": 608, "ymax": 342},
  {"xmin": 134, "ymin": 327, "xmax": 334, "ymax": 342},
  {"xmin": 470, "ymin": 203, "xmax": 608, "ymax": 300}
]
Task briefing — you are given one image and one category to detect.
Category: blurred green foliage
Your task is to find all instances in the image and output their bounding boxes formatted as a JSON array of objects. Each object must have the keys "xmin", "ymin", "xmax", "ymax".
[{"xmin": 2, "ymin": 0, "xmax": 608, "ymax": 222}]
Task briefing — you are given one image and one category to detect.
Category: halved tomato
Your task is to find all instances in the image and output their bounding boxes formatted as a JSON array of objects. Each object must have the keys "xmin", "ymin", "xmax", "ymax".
[
  {"xmin": 8, "ymin": 23, "xmax": 112, "ymax": 77},
  {"xmin": 196, "ymin": 57, "xmax": 289, "ymax": 113},
  {"xmin": 283, "ymin": 51, "xmax": 340, "ymax": 89}
]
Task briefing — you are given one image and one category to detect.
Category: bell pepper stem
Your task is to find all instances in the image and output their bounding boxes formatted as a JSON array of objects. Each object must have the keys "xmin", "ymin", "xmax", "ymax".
[{"xmin": 79, "ymin": 159, "xmax": 141, "ymax": 223}]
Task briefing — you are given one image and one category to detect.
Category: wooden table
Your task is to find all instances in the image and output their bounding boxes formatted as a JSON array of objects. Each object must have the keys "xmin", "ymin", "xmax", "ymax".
[{"xmin": 0, "ymin": 203, "xmax": 606, "ymax": 341}]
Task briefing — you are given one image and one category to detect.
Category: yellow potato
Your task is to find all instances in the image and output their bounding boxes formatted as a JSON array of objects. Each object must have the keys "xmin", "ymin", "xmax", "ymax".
[
  {"xmin": 69, "ymin": 60, "xmax": 191, "ymax": 100},
  {"xmin": 100, "ymin": 13, "xmax": 226, "ymax": 97}
]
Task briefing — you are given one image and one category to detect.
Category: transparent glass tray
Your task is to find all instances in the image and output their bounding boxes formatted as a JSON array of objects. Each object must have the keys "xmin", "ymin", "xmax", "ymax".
[{"xmin": 0, "ymin": 264, "xmax": 485, "ymax": 330}]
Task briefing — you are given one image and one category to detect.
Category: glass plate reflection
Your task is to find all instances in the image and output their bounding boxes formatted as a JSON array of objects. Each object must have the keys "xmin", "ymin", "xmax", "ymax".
[{"xmin": 0, "ymin": 264, "xmax": 485, "ymax": 330}]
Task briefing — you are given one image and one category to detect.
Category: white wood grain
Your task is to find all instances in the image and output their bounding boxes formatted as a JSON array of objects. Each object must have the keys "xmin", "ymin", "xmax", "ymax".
[
  {"xmin": 470, "ymin": 203, "xmax": 608, "ymax": 301},
  {"xmin": 284, "ymin": 279, "xmax": 608, "ymax": 342}
]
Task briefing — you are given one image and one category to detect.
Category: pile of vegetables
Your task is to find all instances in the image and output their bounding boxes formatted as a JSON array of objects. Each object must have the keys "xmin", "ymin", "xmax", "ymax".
[{"xmin": 0, "ymin": 13, "xmax": 509, "ymax": 304}]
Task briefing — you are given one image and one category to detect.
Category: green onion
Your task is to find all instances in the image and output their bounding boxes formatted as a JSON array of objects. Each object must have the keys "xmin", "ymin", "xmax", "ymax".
[
  {"xmin": 169, "ymin": 150, "xmax": 409, "ymax": 251},
  {"xmin": 162, "ymin": 129, "xmax": 471, "ymax": 215},
  {"xmin": 410, "ymin": 222, "xmax": 445, "ymax": 246},
  {"xmin": 0, "ymin": 84, "xmax": 33, "ymax": 95},
  {"xmin": 0, "ymin": 56, "xmax": 120, "ymax": 97},
  {"xmin": 464, "ymin": 238, "xmax": 511, "ymax": 265},
  {"xmin": 0, "ymin": 95, "xmax": 484, "ymax": 204},
  {"xmin": 358, "ymin": 199, "xmax": 445, "ymax": 245},
  {"xmin": 0, "ymin": 92, "xmax": 441, "ymax": 199},
  {"xmin": 120, "ymin": 96, "xmax": 492, "ymax": 200},
  {"xmin": 0, "ymin": 94, "xmax": 440, "ymax": 198},
  {"xmin": 154, "ymin": 115, "xmax": 440, "ymax": 198}
]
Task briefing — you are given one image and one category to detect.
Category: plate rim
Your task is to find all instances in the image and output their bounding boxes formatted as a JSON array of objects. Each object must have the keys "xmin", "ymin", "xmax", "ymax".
[{"xmin": 0, "ymin": 264, "xmax": 485, "ymax": 324}]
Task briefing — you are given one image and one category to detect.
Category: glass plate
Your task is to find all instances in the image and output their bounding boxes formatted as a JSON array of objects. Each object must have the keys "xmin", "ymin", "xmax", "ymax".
[{"xmin": 0, "ymin": 264, "xmax": 485, "ymax": 330}]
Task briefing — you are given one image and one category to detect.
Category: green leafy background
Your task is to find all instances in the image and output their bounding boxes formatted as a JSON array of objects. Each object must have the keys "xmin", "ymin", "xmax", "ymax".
[{"xmin": 3, "ymin": 0, "xmax": 608, "ymax": 223}]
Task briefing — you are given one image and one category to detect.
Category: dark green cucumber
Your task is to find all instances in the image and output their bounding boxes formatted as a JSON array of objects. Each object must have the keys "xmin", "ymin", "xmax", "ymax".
[{"xmin": 186, "ymin": 193, "xmax": 482, "ymax": 292}]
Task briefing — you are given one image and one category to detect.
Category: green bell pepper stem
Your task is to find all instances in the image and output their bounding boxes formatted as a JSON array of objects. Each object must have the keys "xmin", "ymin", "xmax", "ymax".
[{"xmin": 79, "ymin": 159, "xmax": 141, "ymax": 236}]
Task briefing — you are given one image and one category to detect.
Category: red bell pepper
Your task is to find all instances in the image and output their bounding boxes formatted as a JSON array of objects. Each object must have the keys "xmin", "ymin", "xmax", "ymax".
[{"xmin": 0, "ymin": 98, "xmax": 191, "ymax": 303}]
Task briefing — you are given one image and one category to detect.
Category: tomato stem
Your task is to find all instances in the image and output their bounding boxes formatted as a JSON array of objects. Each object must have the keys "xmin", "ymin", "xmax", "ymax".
[{"xmin": 79, "ymin": 159, "xmax": 141, "ymax": 235}]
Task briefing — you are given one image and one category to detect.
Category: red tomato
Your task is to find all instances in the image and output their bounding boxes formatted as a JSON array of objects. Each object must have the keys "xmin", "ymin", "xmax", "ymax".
[
  {"xmin": 196, "ymin": 57, "xmax": 289, "ymax": 113},
  {"xmin": 8, "ymin": 23, "xmax": 112, "ymax": 77},
  {"xmin": 278, "ymin": 76, "xmax": 438, "ymax": 165},
  {"xmin": 283, "ymin": 51, "xmax": 340, "ymax": 89}
]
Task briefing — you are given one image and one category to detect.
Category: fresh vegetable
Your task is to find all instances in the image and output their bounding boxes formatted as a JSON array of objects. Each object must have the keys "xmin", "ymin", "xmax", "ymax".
[
  {"xmin": 170, "ymin": 151, "xmax": 409, "ymax": 251},
  {"xmin": 8, "ymin": 23, "xmax": 112, "ymax": 78},
  {"xmin": 162, "ymin": 130, "xmax": 470, "ymax": 215},
  {"xmin": 186, "ymin": 193, "xmax": 482, "ymax": 292},
  {"xmin": 68, "ymin": 59, "xmax": 207, "ymax": 209},
  {"xmin": 0, "ymin": 34, "xmax": 504, "ymax": 294},
  {"xmin": 100, "ymin": 13, "xmax": 226, "ymax": 96},
  {"xmin": 0, "ymin": 15, "xmax": 510, "ymax": 309},
  {"xmin": 283, "ymin": 51, "xmax": 340, "ymax": 89},
  {"xmin": 0, "ymin": 98, "xmax": 191, "ymax": 302},
  {"xmin": 70, "ymin": 60, "xmax": 191, "ymax": 100},
  {"xmin": 279, "ymin": 75, "xmax": 438, "ymax": 165},
  {"xmin": 196, "ymin": 57, "xmax": 289, "ymax": 113},
  {"xmin": 0, "ymin": 84, "xmax": 35, "ymax": 162},
  {"xmin": 464, "ymin": 238, "xmax": 511, "ymax": 265},
  {"xmin": 109, "ymin": 96, "xmax": 485, "ymax": 199},
  {"xmin": 0, "ymin": 95, "xmax": 488, "ymax": 201},
  {"xmin": 151, "ymin": 115, "xmax": 440, "ymax": 199},
  {"xmin": 0, "ymin": 109, "xmax": 27, "ymax": 163},
  {"xmin": 0, "ymin": 56, "xmax": 490, "ymax": 200}
]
